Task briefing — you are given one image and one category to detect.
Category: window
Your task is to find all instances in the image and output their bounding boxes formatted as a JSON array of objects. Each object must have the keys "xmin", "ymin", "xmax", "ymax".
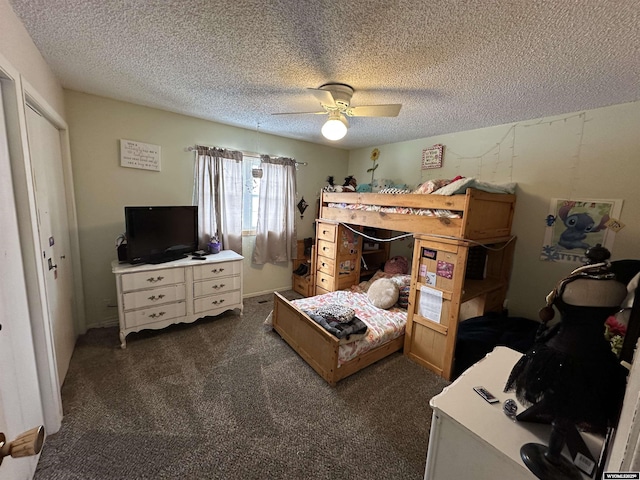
[{"xmin": 242, "ymin": 155, "xmax": 261, "ymax": 235}]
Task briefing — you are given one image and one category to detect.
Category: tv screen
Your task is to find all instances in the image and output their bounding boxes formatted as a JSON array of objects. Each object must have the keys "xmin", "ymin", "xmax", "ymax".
[{"xmin": 125, "ymin": 206, "xmax": 198, "ymax": 264}]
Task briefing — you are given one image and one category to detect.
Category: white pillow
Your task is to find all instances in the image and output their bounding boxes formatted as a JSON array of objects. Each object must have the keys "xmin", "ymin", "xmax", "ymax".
[{"xmin": 367, "ymin": 278, "xmax": 400, "ymax": 309}]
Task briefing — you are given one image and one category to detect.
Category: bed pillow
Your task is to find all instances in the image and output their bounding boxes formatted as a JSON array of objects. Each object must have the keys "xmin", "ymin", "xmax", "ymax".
[
  {"xmin": 360, "ymin": 270, "xmax": 412, "ymax": 292},
  {"xmin": 368, "ymin": 278, "xmax": 400, "ymax": 309}
]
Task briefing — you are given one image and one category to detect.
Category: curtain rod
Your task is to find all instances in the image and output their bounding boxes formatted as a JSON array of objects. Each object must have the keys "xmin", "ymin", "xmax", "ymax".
[{"xmin": 187, "ymin": 145, "xmax": 307, "ymax": 166}]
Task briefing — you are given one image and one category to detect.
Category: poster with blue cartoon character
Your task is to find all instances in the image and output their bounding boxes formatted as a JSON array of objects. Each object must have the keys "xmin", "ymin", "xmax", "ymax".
[{"xmin": 540, "ymin": 198, "xmax": 623, "ymax": 263}]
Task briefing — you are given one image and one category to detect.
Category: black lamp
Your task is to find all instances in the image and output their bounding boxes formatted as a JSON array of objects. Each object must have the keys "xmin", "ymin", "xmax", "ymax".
[{"xmin": 505, "ymin": 245, "xmax": 628, "ymax": 479}]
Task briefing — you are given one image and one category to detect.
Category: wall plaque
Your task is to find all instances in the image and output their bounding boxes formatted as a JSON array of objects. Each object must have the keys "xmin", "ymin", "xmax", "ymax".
[{"xmin": 120, "ymin": 139, "xmax": 161, "ymax": 171}]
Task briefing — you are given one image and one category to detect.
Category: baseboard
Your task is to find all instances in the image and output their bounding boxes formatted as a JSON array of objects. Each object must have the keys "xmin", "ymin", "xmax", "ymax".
[
  {"xmin": 90, "ymin": 317, "xmax": 119, "ymax": 329},
  {"xmin": 243, "ymin": 286, "xmax": 292, "ymax": 299}
]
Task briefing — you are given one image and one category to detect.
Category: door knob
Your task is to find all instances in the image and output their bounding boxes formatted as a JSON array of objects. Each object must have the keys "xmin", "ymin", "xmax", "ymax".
[{"xmin": 0, "ymin": 426, "xmax": 45, "ymax": 466}]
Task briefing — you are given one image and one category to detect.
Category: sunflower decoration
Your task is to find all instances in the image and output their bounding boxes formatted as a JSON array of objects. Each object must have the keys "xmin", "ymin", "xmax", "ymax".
[{"xmin": 367, "ymin": 148, "xmax": 380, "ymax": 183}]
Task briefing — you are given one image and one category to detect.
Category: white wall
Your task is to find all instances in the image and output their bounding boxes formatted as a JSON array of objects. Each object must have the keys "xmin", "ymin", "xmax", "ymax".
[
  {"xmin": 348, "ymin": 102, "xmax": 640, "ymax": 321},
  {"xmin": 64, "ymin": 90, "xmax": 348, "ymax": 329},
  {"xmin": 0, "ymin": 0, "xmax": 64, "ymax": 114}
]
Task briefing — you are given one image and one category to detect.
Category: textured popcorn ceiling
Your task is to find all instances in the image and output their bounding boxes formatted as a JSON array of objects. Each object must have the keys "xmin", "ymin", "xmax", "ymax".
[{"xmin": 9, "ymin": 0, "xmax": 640, "ymax": 149}]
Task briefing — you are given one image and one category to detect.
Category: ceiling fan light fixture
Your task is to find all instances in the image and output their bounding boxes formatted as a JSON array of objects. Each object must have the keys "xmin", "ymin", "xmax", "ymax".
[{"xmin": 321, "ymin": 112, "xmax": 348, "ymax": 141}]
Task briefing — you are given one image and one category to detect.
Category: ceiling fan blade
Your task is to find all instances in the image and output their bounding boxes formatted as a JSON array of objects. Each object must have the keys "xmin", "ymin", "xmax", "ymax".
[
  {"xmin": 271, "ymin": 111, "xmax": 327, "ymax": 116},
  {"xmin": 307, "ymin": 88, "xmax": 337, "ymax": 107},
  {"xmin": 347, "ymin": 104, "xmax": 402, "ymax": 117}
]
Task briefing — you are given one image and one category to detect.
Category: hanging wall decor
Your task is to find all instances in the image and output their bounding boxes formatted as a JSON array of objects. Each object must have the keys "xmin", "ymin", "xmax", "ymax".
[
  {"xmin": 368, "ymin": 148, "xmax": 380, "ymax": 184},
  {"xmin": 540, "ymin": 198, "xmax": 623, "ymax": 264},
  {"xmin": 297, "ymin": 197, "xmax": 309, "ymax": 219},
  {"xmin": 120, "ymin": 139, "xmax": 161, "ymax": 171},
  {"xmin": 421, "ymin": 144, "xmax": 443, "ymax": 169}
]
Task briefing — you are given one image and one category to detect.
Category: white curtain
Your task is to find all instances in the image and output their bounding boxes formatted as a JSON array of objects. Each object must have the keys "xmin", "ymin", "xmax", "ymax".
[
  {"xmin": 193, "ymin": 147, "xmax": 243, "ymax": 254},
  {"xmin": 252, "ymin": 155, "xmax": 297, "ymax": 264}
]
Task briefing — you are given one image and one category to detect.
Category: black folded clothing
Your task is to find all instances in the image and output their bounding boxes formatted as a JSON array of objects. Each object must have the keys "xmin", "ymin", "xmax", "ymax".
[{"xmin": 303, "ymin": 310, "xmax": 368, "ymax": 340}]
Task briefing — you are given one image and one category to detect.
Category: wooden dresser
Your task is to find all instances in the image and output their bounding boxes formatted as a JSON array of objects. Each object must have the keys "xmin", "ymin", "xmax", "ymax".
[
  {"xmin": 314, "ymin": 220, "xmax": 362, "ymax": 295},
  {"xmin": 112, "ymin": 250, "xmax": 243, "ymax": 348}
]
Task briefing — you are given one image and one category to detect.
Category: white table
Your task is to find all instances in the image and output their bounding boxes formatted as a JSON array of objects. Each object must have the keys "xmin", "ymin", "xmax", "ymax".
[{"xmin": 424, "ymin": 346, "xmax": 602, "ymax": 479}]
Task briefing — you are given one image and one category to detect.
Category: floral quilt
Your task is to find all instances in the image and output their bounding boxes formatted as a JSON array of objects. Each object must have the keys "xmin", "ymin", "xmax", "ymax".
[{"xmin": 288, "ymin": 287, "xmax": 407, "ymax": 366}]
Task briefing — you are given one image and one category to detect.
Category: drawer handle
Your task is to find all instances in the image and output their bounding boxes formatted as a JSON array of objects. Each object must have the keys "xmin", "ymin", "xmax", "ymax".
[
  {"xmin": 322, "ymin": 230, "xmax": 329, "ymax": 235},
  {"xmin": 211, "ymin": 299, "xmax": 225, "ymax": 305},
  {"xmin": 211, "ymin": 268, "xmax": 225, "ymax": 273},
  {"xmin": 211, "ymin": 284, "xmax": 226, "ymax": 290},
  {"xmin": 146, "ymin": 276, "xmax": 165, "ymax": 283},
  {"xmin": 148, "ymin": 294, "xmax": 166, "ymax": 301},
  {"xmin": 322, "ymin": 247, "xmax": 328, "ymax": 251},
  {"xmin": 148, "ymin": 311, "xmax": 166, "ymax": 319}
]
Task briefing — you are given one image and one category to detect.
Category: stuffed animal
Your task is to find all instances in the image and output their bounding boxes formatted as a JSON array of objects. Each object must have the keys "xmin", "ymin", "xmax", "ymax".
[
  {"xmin": 323, "ymin": 176, "xmax": 337, "ymax": 192},
  {"xmin": 356, "ymin": 183, "xmax": 372, "ymax": 193},
  {"xmin": 371, "ymin": 178, "xmax": 394, "ymax": 192},
  {"xmin": 342, "ymin": 175, "xmax": 357, "ymax": 192},
  {"xmin": 324, "ymin": 175, "xmax": 358, "ymax": 192}
]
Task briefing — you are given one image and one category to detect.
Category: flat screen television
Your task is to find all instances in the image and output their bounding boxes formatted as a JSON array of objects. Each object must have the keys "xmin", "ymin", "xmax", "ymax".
[{"xmin": 125, "ymin": 206, "xmax": 198, "ymax": 264}]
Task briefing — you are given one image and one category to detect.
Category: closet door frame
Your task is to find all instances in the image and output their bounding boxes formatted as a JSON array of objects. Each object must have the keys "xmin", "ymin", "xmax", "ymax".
[{"xmin": 9, "ymin": 76, "xmax": 85, "ymax": 434}]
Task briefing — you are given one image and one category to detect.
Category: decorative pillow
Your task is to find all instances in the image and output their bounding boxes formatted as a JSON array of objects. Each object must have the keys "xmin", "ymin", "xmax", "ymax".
[
  {"xmin": 314, "ymin": 304, "xmax": 355, "ymax": 323},
  {"xmin": 384, "ymin": 256, "xmax": 409, "ymax": 274},
  {"xmin": 397, "ymin": 285, "xmax": 411, "ymax": 309},
  {"xmin": 361, "ymin": 270, "xmax": 412, "ymax": 292},
  {"xmin": 367, "ymin": 278, "xmax": 400, "ymax": 309}
]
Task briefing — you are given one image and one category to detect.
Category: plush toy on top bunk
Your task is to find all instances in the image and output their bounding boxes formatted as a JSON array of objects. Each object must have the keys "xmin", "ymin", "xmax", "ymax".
[{"xmin": 323, "ymin": 175, "xmax": 358, "ymax": 193}]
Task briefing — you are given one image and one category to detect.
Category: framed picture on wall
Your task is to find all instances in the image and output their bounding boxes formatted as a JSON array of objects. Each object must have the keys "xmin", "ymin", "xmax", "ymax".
[
  {"xmin": 540, "ymin": 198, "xmax": 623, "ymax": 263},
  {"xmin": 422, "ymin": 144, "xmax": 443, "ymax": 169}
]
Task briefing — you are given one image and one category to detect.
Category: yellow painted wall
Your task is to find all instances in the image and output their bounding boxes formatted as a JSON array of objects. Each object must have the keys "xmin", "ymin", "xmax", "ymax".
[{"xmin": 349, "ymin": 102, "xmax": 640, "ymax": 320}]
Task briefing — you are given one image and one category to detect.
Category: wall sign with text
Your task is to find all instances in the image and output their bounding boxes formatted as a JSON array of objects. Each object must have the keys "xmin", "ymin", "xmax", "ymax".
[
  {"xmin": 421, "ymin": 144, "xmax": 444, "ymax": 169},
  {"xmin": 120, "ymin": 139, "xmax": 161, "ymax": 171}
]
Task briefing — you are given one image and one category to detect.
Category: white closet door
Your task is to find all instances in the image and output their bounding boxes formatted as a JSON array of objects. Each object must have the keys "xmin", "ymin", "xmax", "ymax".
[{"xmin": 26, "ymin": 104, "xmax": 76, "ymax": 386}]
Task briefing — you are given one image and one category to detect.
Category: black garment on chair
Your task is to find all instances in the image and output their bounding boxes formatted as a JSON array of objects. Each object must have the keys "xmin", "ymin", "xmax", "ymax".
[{"xmin": 453, "ymin": 312, "xmax": 539, "ymax": 380}]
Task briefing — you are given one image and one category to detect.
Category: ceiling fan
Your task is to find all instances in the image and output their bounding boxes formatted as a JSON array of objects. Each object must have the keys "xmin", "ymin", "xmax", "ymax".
[{"xmin": 272, "ymin": 83, "xmax": 402, "ymax": 141}]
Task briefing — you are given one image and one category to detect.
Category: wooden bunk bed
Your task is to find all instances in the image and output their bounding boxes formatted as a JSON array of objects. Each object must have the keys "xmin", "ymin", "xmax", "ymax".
[{"xmin": 271, "ymin": 187, "xmax": 517, "ymax": 385}]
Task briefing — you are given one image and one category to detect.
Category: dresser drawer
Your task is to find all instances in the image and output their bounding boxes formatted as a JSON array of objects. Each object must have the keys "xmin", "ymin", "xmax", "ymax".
[
  {"xmin": 193, "ymin": 275, "xmax": 241, "ymax": 298},
  {"xmin": 317, "ymin": 240, "xmax": 337, "ymax": 259},
  {"xmin": 124, "ymin": 301, "xmax": 187, "ymax": 329},
  {"xmin": 194, "ymin": 290, "xmax": 242, "ymax": 314},
  {"xmin": 123, "ymin": 284, "xmax": 186, "ymax": 311},
  {"xmin": 121, "ymin": 267, "xmax": 184, "ymax": 292},
  {"xmin": 317, "ymin": 223, "xmax": 337, "ymax": 242},
  {"xmin": 292, "ymin": 274, "xmax": 314, "ymax": 297},
  {"xmin": 315, "ymin": 285, "xmax": 331, "ymax": 296},
  {"xmin": 193, "ymin": 260, "xmax": 241, "ymax": 280},
  {"xmin": 317, "ymin": 256, "xmax": 335, "ymax": 275},
  {"xmin": 315, "ymin": 271, "xmax": 336, "ymax": 291}
]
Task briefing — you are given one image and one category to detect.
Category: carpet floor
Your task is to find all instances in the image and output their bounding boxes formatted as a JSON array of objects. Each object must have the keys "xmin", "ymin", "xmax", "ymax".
[{"xmin": 35, "ymin": 291, "xmax": 449, "ymax": 480}]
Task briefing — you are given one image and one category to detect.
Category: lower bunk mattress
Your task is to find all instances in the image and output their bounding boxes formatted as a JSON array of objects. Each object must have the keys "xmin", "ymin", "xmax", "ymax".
[{"xmin": 268, "ymin": 288, "xmax": 407, "ymax": 367}]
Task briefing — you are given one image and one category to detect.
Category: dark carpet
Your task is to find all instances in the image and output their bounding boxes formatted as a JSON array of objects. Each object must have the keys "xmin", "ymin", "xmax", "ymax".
[{"xmin": 35, "ymin": 291, "xmax": 450, "ymax": 480}]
